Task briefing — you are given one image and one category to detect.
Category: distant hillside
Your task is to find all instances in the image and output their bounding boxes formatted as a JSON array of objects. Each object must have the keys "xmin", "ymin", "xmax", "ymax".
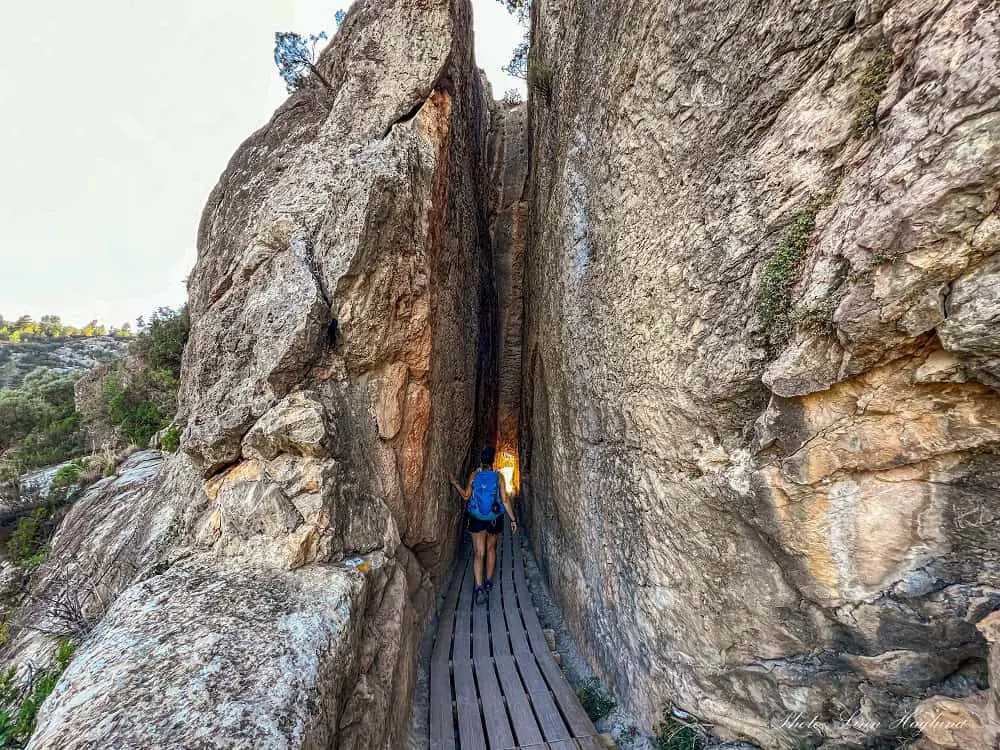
[{"xmin": 0, "ymin": 336, "xmax": 128, "ymax": 390}]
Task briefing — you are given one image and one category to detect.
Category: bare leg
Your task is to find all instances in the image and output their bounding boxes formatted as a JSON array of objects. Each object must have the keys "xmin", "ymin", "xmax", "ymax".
[
  {"xmin": 486, "ymin": 533, "xmax": 498, "ymax": 581},
  {"xmin": 472, "ymin": 531, "xmax": 486, "ymax": 586}
]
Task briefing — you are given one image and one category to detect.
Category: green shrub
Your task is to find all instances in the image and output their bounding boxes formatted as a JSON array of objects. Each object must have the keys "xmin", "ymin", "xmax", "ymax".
[
  {"xmin": 656, "ymin": 716, "xmax": 705, "ymax": 750},
  {"xmin": 6, "ymin": 508, "xmax": 49, "ymax": 566},
  {"xmin": 0, "ymin": 372, "xmax": 84, "ymax": 481},
  {"xmin": 47, "ymin": 460, "xmax": 85, "ymax": 505},
  {"xmin": 0, "ymin": 639, "xmax": 76, "ymax": 748},
  {"xmin": 528, "ymin": 59, "xmax": 554, "ymax": 102},
  {"xmin": 133, "ymin": 306, "xmax": 188, "ymax": 376},
  {"xmin": 576, "ymin": 677, "xmax": 615, "ymax": 721},
  {"xmin": 852, "ymin": 46, "xmax": 893, "ymax": 136},
  {"xmin": 757, "ymin": 193, "xmax": 833, "ymax": 343},
  {"xmin": 20, "ymin": 551, "xmax": 47, "ymax": 569},
  {"xmin": 103, "ymin": 374, "xmax": 167, "ymax": 447},
  {"xmin": 160, "ymin": 425, "xmax": 181, "ymax": 453},
  {"xmin": 94, "ymin": 307, "xmax": 188, "ymax": 449}
]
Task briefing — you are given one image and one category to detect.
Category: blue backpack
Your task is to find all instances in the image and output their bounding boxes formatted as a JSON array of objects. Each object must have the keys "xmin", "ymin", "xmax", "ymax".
[{"xmin": 468, "ymin": 470, "xmax": 503, "ymax": 521}]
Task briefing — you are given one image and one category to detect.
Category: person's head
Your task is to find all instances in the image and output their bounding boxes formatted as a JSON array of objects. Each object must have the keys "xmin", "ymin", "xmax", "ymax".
[{"xmin": 480, "ymin": 446, "xmax": 495, "ymax": 468}]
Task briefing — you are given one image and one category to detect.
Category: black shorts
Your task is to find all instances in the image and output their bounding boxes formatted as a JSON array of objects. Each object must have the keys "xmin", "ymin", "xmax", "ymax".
[{"xmin": 467, "ymin": 513, "xmax": 502, "ymax": 535}]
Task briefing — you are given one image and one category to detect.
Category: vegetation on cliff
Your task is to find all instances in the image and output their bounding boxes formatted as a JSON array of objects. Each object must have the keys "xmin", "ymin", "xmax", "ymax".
[
  {"xmin": 0, "ymin": 372, "xmax": 82, "ymax": 481},
  {"xmin": 0, "ymin": 639, "xmax": 76, "ymax": 748},
  {"xmin": 0, "ymin": 306, "xmax": 188, "ymax": 480},
  {"xmin": 757, "ymin": 192, "xmax": 833, "ymax": 343},
  {"xmin": 90, "ymin": 306, "xmax": 189, "ymax": 447}
]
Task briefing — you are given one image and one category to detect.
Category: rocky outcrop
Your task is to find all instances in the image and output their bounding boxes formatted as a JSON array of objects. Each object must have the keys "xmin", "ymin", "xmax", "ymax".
[
  {"xmin": 0, "ymin": 459, "xmax": 79, "ymax": 523},
  {"xmin": 8, "ymin": 1, "xmax": 995, "ymax": 748},
  {"xmin": 22, "ymin": 1, "xmax": 495, "ymax": 747},
  {"xmin": 522, "ymin": 0, "xmax": 1000, "ymax": 747},
  {"xmin": 28, "ymin": 553, "xmax": 425, "ymax": 750},
  {"xmin": 913, "ymin": 610, "xmax": 1000, "ymax": 749},
  {"xmin": 1, "ymin": 451, "xmax": 168, "ymax": 676}
]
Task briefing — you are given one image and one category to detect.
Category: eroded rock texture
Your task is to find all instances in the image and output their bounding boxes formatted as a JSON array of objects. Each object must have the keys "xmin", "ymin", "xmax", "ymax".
[
  {"xmin": 522, "ymin": 0, "xmax": 1000, "ymax": 747},
  {"xmin": 20, "ymin": 1, "xmax": 492, "ymax": 747}
]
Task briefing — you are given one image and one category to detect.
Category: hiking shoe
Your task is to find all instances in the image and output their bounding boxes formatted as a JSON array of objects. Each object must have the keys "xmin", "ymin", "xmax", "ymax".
[{"xmin": 474, "ymin": 586, "xmax": 487, "ymax": 605}]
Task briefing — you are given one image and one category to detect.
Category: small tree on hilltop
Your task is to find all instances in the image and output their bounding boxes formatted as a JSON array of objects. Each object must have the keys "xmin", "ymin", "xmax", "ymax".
[
  {"xmin": 274, "ymin": 32, "xmax": 331, "ymax": 92},
  {"xmin": 497, "ymin": 1, "xmax": 531, "ymax": 83},
  {"xmin": 273, "ymin": 11, "xmax": 348, "ymax": 93}
]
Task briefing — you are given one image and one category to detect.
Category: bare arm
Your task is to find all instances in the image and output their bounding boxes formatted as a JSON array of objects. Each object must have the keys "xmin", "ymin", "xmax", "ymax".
[
  {"xmin": 499, "ymin": 475, "xmax": 517, "ymax": 533},
  {"xmin": 450, "ymin": 470, "xmax": 474, "ymax": 501}
]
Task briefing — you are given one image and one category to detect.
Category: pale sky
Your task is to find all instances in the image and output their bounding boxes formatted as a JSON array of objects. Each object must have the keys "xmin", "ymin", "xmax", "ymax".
[{"xmin": 0, "ymin": 1, "xmax": 526, "ymax": 328}]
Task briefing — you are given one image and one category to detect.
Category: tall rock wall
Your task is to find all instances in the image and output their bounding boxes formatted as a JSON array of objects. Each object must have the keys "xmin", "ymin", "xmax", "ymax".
[
  {"xmin": 22, "ymin": 2, "xmax": 494, "ymax": 748},
  {"xmin": 522, "ymin": 0, "xmax": 1000, "ymax": 747}
]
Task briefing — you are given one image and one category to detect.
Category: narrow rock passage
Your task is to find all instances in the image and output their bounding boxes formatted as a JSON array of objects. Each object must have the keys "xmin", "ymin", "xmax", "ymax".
[{"xmin": 430, "ymin": 523, "xmax": 602, "ymax": 749}]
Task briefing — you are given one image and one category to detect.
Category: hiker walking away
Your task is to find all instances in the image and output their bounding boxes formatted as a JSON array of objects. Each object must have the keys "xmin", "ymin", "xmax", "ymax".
[{"xmin": 451, "ymin": 447, "xmax": 516, "ymax": 605}]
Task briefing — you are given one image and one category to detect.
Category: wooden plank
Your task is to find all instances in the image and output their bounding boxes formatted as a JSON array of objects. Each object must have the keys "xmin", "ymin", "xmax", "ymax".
[
  {"xmin": 511, "ymin": 535, "xmax": 602, "ymax": 750},
  {"xmin": 473, "ymin": 652, "xmax": 515, "ymax": 748},
  {"xmin": 454, "ymin": 559, "xmax": 487, "ymax": 750},
  {"xmin": 473, "ymin": 660, "xmax": 515, "ymax": 749},
  {"xmin": 501, "ymin": 528, "xmax": 573, "ymax": 745},
  {"xmin": 496, "ymin": 525, "xmax": 545, "ymax": 748},
  {"xmin": 472, "ymin": 550, "xmax": 515, "ymax": 750},
  {"xmin": 491, "ymin": 523, "xmax": 511, "ymax": 658},
  {"xmin": 430, "ymin": 554, "xmax": 468, "ymax": 750},
  {"xmin": 494, "ymin": 654, "xmax": 544, "ymax": 749},
  {"xmin": 511, "ymin": 635, "xmax": 574, "ymax": 743},
  {"xmin": 500, "ymin": 527, "xmax": 523, "ymax": 658},
  {"xmin": 472, "ymin": 571, "xmax": 491, "ymax": 663}
]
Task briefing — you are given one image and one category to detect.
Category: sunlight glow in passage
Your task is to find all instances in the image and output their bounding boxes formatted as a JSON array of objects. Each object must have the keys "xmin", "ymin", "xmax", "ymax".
[{"xmin": 497, "ymin": 450, "xmax": 520, "ymax": 496}]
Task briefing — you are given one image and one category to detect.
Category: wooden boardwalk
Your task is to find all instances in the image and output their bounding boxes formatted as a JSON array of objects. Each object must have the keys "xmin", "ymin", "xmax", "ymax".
[{"xmin": 430, "ymin": 523, "xmax": 603, "ymax": 750}]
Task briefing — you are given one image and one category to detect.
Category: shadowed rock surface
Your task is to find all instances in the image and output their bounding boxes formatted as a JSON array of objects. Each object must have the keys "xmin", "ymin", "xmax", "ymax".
[
  {"xmin": 521, "ymin": 0, "xmax": 1000, "ymax": 747},
  {"xmin": 487, "ymin": 102, "xmax": 529, "ymax": 460}
]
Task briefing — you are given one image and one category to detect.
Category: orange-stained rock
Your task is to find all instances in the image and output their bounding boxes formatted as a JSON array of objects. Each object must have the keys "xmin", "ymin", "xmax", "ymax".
[
  {"xmin": 376, "ymin": 363, "xmax": 409, "ymax": 440},
  {"xmin": 401, "ymin": 381, "xmax": 431, "ymax": 500}
]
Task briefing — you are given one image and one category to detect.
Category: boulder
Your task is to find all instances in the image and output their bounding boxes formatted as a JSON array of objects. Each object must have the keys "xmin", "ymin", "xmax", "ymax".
[{"xmin": 27, "ymin": 554, "xmax": 423, "ymax": 750}]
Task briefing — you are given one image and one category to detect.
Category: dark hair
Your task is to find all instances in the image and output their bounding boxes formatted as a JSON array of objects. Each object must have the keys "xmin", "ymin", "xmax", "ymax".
[{"xmin": 480, "ymin": 447, "xmax": 496, "ymax": 467}]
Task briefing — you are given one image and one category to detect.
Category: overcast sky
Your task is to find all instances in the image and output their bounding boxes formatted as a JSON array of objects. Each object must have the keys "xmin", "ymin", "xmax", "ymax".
[{"xmin": 0, "ymin": 1, "xmax": 525, "ymax": 328}]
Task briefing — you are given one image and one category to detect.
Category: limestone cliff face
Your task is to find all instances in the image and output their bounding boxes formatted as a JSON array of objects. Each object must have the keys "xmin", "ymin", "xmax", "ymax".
[
  {"xmin": 522, "ymin": 0, "xmax": 1000, "ymax": 747},
  {"xmin": 21, "ymin": 2, "xmax": 492, "ymax": 747}
]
